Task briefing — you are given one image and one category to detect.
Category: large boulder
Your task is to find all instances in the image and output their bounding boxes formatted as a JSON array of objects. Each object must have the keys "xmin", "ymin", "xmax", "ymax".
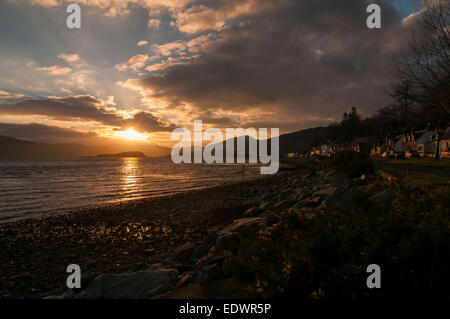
[
  {"xmin": 190, "ymin": 231, "xmax": 218, "ymax": 261},
  {"xmin": 242, "ymin": 206, "xmax": 262, "ymax": 218},
  {"xmin": 194, "ymin": 263, "xmax": 222, "ymax": 284},
  {"xmin": 75, "ymin": 268, "xmax": 179, "ymax": 299},
  {"xmin": 211, "ymin": 232, "xmax": 240, "ymax": 257},
  {"xmin": 165, "ymin": 242, "xmax": 196, "ymax": 264},
  {"xmin": 218, "ymin": 217, "xmax": 266, "ymax": 238}
]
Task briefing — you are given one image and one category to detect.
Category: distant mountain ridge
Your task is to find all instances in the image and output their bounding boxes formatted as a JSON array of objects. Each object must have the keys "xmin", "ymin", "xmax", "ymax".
[
  {"xmin": 95, "ymin": 152, "xmax": 146, "ymax": 158},
  {"xmin": 213, "ymin": 127, "xmax": 332, "ymax": 155},
  {"xmin": 196, "ymin": 127, "xmax": 332, "ymax": 158},
  {"xmin": 0, "ymin": 125, "xmax": 332, "ymax": 159},
  {"xmin": 0, "ymin": 135, "xmax": 170, "ymax": 158},
  {"xmin": 278, "ymin": 126, "xmax": 332, "ymax": 154}
]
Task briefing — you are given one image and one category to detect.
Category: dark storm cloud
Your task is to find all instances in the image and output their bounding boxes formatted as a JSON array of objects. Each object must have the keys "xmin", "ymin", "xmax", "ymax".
[
  {"xmin": 0, "ymin": 122, "xmax": 98, "ymax": 143},
  {"xmin": 135, "ymin": 0, "xmax": 415, "ymax": 129},
  {"xmin": 0, "ymin": 96, "xmax": 175, "ymax": 133},
  {"xmin": 122, "ymin": 111, "xmax": 176, "ymax": 132},
  {"xmin": 0, "ymin": 96, "xmax": 120, "ymax": 125}
]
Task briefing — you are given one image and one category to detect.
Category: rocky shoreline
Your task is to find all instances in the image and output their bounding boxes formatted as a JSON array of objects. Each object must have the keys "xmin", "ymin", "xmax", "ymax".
[{"xmin": 0, "ymin": 160, "xmax": 370, "ymax": 299}]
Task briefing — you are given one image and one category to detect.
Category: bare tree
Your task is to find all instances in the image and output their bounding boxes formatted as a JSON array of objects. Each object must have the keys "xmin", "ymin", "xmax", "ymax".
[{"xmin": 392, "ymin": 1, "xmax": 450, "ymax": 115}]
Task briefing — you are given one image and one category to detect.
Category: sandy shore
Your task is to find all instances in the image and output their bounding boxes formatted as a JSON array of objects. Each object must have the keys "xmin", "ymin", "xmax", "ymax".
[{"xmin": 0, "ymin": 164, "xmax": 300, "ymax": 298}]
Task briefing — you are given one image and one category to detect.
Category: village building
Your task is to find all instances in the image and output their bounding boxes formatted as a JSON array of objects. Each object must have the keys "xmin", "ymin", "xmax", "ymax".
[
  {"xmin": 319, "ymin": 143, "xmax": 335, "ymax": 157},
  {"xmin": 415, "ymin": 130, "xmax": 437, "ymax": 158},
  {"xmin": 349, "ymin": 137, "xmax": 369, "ymax": 153},
  {"xmin": 439, "ymin": 128, "xmax": 450, "ymax": 159},
  {"xmin": 393, "ymin": 135, "xmax": 404, "ymax": 154},
  {"xmin": 371, "ymin": 138, "xmax": 389, "ymax": 157}
]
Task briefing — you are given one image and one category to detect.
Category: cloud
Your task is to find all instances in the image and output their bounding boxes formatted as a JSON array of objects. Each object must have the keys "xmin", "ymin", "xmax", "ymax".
[
  {"xmin": 173, "ymin": 5, "xmax": 225, "ymax": 34},
  {"xmin": 14, "ymin": 0, "xmax": 191, "ymax": 18},
  {"xmin": 115, "ymin": 54, "xmax": 156, "ymax": 72},
  {"xmin": 35, "ymin": 65, "xmax": 72, "ymax": 75},
  {"xmin": 0, "ymin": 95, "xmax": 119, "ymax": 124},
  {"xmin": 12, "ymin": 0, "xmax": 270, "ymax": 34},
  {"xmin": 58, "ymin": 54, "xmax": 80, "ymax": 63},
  {"xmin": 123, "ymin": 111, "xmax": 176, "ymax": 132},
  {"xmin": 143, "ymin": 56, "xmax": 192, "ymax": 72},
  {"xmin": 0, "ymin": 95, "xmax": 176, "ymax": 133},
  {"xmin": 137, "ymin": 40, "xmax": 148, "ymax": 47},
  {"xmin": 124, "ymin": 0, "xmax": 414, "ymax": 131},
  {"xmin": 153, "ymin": 41, "xmax": 187, "ymax": 56},
  {"xmin": 0, "ymin": 122, "xmax": 99, "ymax": 143},
  {"xmin": 148, "ymin": 18, "xmax": 161, "ymax": 28},
  {"xmin": 171, "ymin": 0, "xmax": 286, "ymax": 34},
  {"xmin": 0, "ymin": 90, "xmax": 25, "ymax": 100}
]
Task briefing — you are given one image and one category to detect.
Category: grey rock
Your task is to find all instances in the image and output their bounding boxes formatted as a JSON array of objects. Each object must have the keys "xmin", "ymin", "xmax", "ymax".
[
  {"xmin": 191, "ymin": 243, "xmax": 211, "ymax": 261},
  {"xmin": 75, "ymin": 268, "xmax": 179, "ymax": 299},
  {"xmin": 207, "ymin": 235, "xmax": 238, "ymax": 260},
  {"xmin": 195, "ymin": 251, "xmax": 224, "ymax": 266},
  {"xmin": 313, "ymin": 186, "xmax": 338, "ymax": 197},
  {"xmin": 274, "ymin": 199, "xmax": 295, "ymax": 211},
  {"xmin": 305, "ymin": 196, "xmax": 323, "ymax": 207},
  {"xmin": 218, "ymin": 217, "xmax": 266, "ymax": 238},
  {"xmin": 194, "ymin": 263, "xmax": 222, "ymax": 284},
  {"xmin": 242, "ymin": 206, "xmax": 262, "ymax": 218},
  {"xmin": 258, "ymin": 201, "xmax": 271, "ymax": 211},
  {"xmin": 176, "ymin": 271, "xmax": 194, "ymax": 288},
  {"xmin": 165, "ymin": 242, "xmax": 196, "ymax": 264}
]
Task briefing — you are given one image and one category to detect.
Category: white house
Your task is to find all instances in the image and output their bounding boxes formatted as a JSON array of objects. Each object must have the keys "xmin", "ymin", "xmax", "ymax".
[
  {"xmin": 394, "ymin": 135, "xmax": 404, "ymax": 153},
  {"xmin": 416, "ymin": 130, "xmax": 436, "ymax": 158}
]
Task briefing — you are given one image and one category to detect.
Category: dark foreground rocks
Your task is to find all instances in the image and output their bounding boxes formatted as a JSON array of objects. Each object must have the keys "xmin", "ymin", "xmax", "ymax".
[{"xmin": 75, "ymin": 268, "xmax": 179, "ymax": 299}]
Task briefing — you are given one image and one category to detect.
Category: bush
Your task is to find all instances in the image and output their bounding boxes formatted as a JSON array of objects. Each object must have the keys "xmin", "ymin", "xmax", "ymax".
[
  {"xmin": 329, "ymin": 151, "xmax": 374, "ymax": 177},
  {"xmin": 229, "ymin": 183, "xmax": 450, "ymax": 299}
]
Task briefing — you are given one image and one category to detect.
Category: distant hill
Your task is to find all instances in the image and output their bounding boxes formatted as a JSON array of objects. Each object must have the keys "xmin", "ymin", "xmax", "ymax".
[
  {"xmin": 213, "ymin": 127, "xmax": 333, "ymax": 156},
  {"xmin": 278, "ymin": 126, "xmax": 333, "ymax": 154},
  {"xmin": 194, "ymin": 128, "xmax": 333, "ymax": 159},
  {"xmin": 0, "ymin": 135, "xmax": 170, "ymax": 158},
  {"xmin": 95, "ymin": 152, "xmax": 146, "ymax": 158}
]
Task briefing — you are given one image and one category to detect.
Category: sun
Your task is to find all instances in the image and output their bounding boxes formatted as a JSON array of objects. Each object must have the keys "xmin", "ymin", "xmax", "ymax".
[{"xmin": 115, "ymin": 128, "xmax": 148, "ymax": 141}]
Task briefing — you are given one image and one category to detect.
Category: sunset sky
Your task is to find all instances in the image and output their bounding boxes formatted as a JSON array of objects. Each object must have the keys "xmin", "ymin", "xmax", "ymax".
[{"xmin": 0, "ymin": 0, "xmax": 423, "ymax": 146}]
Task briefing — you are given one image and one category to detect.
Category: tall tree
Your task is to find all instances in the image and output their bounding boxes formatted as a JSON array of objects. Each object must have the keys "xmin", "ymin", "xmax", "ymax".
[{"xmin": 391, "ymin": 1, "xmax": 450, "ymax": 116}]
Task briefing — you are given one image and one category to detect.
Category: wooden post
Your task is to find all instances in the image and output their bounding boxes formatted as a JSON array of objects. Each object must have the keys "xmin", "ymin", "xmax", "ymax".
[{"xmin": 242, "ymin": 164, "xmax": 245, "ymax": 204}]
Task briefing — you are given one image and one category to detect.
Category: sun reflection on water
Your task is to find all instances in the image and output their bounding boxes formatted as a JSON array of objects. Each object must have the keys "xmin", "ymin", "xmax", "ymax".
[{"xmin": 120, "ymin": 157, "xmax": 142, "ymax": 197}]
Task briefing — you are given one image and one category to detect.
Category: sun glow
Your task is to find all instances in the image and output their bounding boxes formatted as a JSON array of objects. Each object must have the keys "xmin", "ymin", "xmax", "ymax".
[{"xmin": 115, "ymin": 128, "xmax": 148, "ymax": 141}]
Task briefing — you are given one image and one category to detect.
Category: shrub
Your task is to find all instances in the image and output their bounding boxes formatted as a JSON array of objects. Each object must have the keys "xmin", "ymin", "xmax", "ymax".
[
  {"xmin": 329, "ymin": 150, "xmax": 374, "ymax": 177},
  {"xmin": 229, "ymin": 183, "xmax": 450, "ymax": 299}
]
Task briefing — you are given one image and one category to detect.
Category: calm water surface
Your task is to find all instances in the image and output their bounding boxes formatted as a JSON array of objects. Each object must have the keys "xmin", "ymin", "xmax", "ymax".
[{"xmin": 0, "ymin": 157, "xmax": 261, "ymax": 223}]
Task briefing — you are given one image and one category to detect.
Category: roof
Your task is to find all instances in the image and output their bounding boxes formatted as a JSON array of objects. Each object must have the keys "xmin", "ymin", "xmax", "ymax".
[{"xmin": 416, "ymin": 131, "xmax": 434, "ymax": 144}]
